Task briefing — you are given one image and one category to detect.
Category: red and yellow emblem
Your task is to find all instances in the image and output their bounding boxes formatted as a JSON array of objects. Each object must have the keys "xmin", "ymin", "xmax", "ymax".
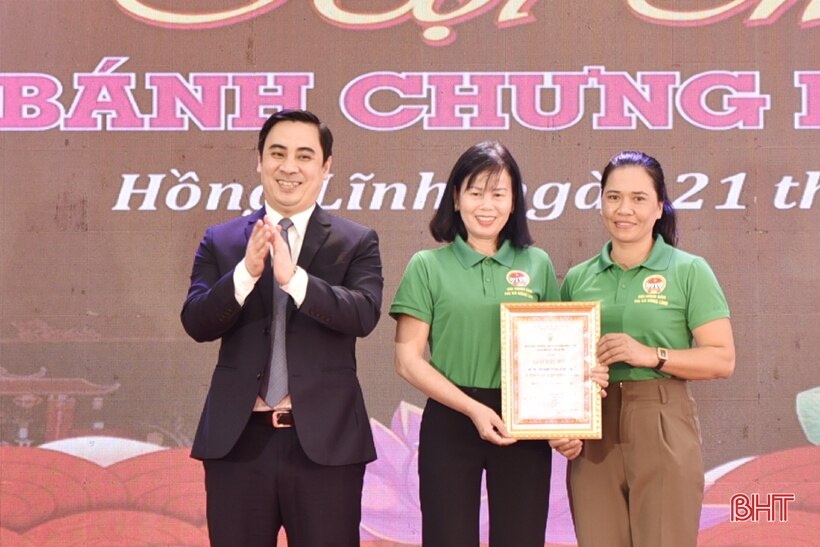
[
  {"xmin": 643, "ymin": 275, "xmax": 667, "ymax": 294},
  {"xmin": 506, "ymin": 270, "xmax": 530, "ymax": 287}
]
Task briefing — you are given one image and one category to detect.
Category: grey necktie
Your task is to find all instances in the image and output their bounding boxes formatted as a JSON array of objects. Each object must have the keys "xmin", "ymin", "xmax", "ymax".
[{"xmin": 263, "ymin": 217, "xmax": 293, "ymax": 406}]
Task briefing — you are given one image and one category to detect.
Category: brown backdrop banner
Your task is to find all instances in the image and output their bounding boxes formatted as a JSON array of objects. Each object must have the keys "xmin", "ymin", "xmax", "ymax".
[{"xmin": 2, "ymin": 1, "xmax": 818, "ymax": 545}]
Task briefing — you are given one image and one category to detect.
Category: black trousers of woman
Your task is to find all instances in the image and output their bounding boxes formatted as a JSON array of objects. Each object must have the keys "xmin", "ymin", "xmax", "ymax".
[{"xmin": 419, "ymin": 387, "xmax": 552, "ymax": 547}]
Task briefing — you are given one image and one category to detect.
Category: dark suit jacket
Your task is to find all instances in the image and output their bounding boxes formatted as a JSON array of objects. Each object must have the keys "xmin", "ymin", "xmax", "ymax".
[{"xmin": 181, "ymin": 206, "xmax": 382, "ymax": 466}]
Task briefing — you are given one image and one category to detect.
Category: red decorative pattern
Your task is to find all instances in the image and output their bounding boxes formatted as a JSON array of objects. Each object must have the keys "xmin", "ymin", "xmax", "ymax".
[
  {"xmin": 23, "ymin": 510, "xmax": 209, "ymax": 546},
  {"xmin": 0, "ymin": 443, "xmax": 817, "ymax": 545},
  {"xmin": 109, "ymin": 448, "xmax": 206, "ymax": 524},
  {"xmin": 0, "ymin": 447, "xmax": 126, "ymax": 531},
  {"xmin": 704, "ymin": 446, "xmax": 820, "ymax": 513},
  {"xmin": 696, "ymin": 509, "xmax": 820, "ymax": 546},
  {"xmin": 0, "ymin": 527, "xmax": 37, "ymax": 547}
]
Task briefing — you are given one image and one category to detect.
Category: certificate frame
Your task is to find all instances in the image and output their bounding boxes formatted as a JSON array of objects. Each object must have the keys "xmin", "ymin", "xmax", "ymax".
[{"xmin": 500, "ymin": 301, "xmax": 602, "ymax": 439}]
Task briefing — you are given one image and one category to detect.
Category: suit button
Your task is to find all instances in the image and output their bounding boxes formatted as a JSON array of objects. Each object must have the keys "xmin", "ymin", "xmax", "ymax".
[{"xmin": 256, "ymin": 372, "xmax": 262, "ymax": 379}]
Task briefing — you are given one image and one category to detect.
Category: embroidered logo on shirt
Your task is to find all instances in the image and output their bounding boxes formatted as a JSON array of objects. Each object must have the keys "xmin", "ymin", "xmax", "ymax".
[
  {"xmin": 506, "ymin": 270, "xmax": 530, "ymax": 287},
  {"xmin": 643, "ymin": 275, "xmax": 667, "ymax": 294}
]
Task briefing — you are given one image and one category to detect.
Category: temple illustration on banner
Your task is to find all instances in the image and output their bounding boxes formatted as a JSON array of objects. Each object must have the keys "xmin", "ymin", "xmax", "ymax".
[{"xmin": 0, "ymin": 367, "xmax": 120, "ymax": 447}]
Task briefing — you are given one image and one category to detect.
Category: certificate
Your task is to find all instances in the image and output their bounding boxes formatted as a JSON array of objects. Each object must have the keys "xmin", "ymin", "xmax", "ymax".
[{"xmin": 500, "ymin": 302, "xmax": 602, "ymax": 439}]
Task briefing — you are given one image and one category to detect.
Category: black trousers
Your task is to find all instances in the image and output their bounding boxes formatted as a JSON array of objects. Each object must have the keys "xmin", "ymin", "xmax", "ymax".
[
  {"xmin": 203, "ymin": 415, "xmax": 365, "ymax": 547},
  {"xmin": 419, "ymin": 387, "xmax": 553, "ymax": 547}
]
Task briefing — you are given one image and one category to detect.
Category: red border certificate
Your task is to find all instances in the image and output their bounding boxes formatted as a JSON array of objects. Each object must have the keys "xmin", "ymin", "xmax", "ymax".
[{"xmin": 500, "ymin": 302, "xmax": 602, "ymax": 439}]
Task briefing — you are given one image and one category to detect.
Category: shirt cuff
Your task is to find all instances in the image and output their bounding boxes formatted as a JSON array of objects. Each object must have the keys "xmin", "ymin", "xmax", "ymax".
[
  {"xmin": 233, "ymin": 259, "xmax": 259, "ymax": 306},
  {"xmin": 281, "ymin": 266, "xmax": 307, "ymax": 308}
]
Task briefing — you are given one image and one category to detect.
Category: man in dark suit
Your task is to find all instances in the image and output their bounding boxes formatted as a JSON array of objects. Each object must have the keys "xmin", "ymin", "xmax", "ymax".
[{"xmin": 181, "ymin": 109, "xmax": 382, "ymax": 547}]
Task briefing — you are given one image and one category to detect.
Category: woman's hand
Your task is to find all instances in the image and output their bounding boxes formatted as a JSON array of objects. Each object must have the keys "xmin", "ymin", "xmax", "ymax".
[
  {"xmin": 597, "ymin": 333, "xmax": 657, "ymax": 368},
  {"xmin": 395, "ymin": 315, "xmax": 518, "ymax": 447},
  {"xmin": 465, "ymin": 400, "xmax": 517, "ymax": 447},
  {"xmin": 549, "ymin": 438, "xmax": 583, "ymax": 460},
  {"xmin": 590, "ymin": 365, "xmax": 610, "ymax": 398}
]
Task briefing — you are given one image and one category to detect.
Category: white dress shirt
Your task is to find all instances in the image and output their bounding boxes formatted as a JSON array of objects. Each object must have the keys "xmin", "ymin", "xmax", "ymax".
[{"xmin": 232, "ymin": 202, "xmax": 316, "ymax": 411}]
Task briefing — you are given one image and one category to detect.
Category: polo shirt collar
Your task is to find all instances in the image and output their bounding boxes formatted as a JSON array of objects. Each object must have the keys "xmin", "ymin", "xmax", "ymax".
[
  {"xmin": 592, "ymin": 235, "xmax": 674, "ymax": 273},
  {"xmin": 452, "ymin": 235, "xmax": 516, "ymax": 269},
  {"xmin": 642, "ymin": 236, "xmax": 674, "ymax": 270}
]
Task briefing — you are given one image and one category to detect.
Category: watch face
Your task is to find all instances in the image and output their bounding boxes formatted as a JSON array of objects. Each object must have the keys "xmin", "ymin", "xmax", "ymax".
[{"xmin": 658, "ymin": 348, "xmax": 668, "ymax": 360}]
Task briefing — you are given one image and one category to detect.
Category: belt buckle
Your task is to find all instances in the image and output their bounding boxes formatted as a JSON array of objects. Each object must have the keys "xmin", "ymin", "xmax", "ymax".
[{"xmin": 272, "ymin": 409, "xmax": 293, "ymax": 428}]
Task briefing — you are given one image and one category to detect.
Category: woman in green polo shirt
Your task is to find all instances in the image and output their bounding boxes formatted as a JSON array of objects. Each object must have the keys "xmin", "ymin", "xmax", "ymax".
[
  {"xmin": 562, "ymin": 151, "xmax": 736, "ymax": 547},
  {"xmin": 391, "ymin": 141, "xmax": 601, "ymax": 546}
]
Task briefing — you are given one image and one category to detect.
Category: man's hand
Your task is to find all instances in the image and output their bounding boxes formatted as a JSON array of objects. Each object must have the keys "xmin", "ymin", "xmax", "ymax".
[
  {"xmin": 270, "ymin": 221, "xmax": 296, "ymax": 285},
  {"xmin": 243, "ymin": 218, "xmax": 274, "ymax": 277}
]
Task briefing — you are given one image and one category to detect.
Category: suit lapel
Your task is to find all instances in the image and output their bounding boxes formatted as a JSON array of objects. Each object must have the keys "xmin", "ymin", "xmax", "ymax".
[
  {"xmin": 289, "ymin": 206, "xmax": 331, "ymax": 319},
  {"xmin": 298, "ymin": 206, "xmax": 331, "ymax": 273},
  {"xmin": 244, "ymin": 208, "xmax": 274, "ymax": 318}
]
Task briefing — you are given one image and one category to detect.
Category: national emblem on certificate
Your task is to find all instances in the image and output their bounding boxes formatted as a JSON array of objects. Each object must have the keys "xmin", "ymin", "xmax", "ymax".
[{"xmin": 500, "ymin": 302, "xmax": 602, "ymax": 439}]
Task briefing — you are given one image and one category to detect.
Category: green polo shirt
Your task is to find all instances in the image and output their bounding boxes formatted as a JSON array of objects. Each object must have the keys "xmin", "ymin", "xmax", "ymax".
[
  {"xmin": 561, "ymin": 236, "xmax": 730, "ymax": 382},
  {"xmin": 390, "ymin": 236, "xmax": 560, "ymax": 388}
]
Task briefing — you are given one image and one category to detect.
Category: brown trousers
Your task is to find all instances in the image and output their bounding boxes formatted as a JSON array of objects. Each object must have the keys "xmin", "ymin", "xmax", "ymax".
[{"xmin": 570, "ymin": 378, "xmax": 705, "ymax": 547}]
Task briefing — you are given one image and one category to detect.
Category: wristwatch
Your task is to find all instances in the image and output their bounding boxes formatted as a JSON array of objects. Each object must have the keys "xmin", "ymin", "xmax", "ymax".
[{"xmin": 655, "ymin": 347, "xmax": 669, "ymax": 371}]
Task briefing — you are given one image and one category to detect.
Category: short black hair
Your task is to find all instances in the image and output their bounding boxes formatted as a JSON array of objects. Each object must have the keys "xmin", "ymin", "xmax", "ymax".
[
  {"xmin": 429, "ymin": 141, "xmax": 533, "ymax": 249},
  {"xmin": 257, "ymin": 109, "xmax": 333, "ymax": 163}
]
